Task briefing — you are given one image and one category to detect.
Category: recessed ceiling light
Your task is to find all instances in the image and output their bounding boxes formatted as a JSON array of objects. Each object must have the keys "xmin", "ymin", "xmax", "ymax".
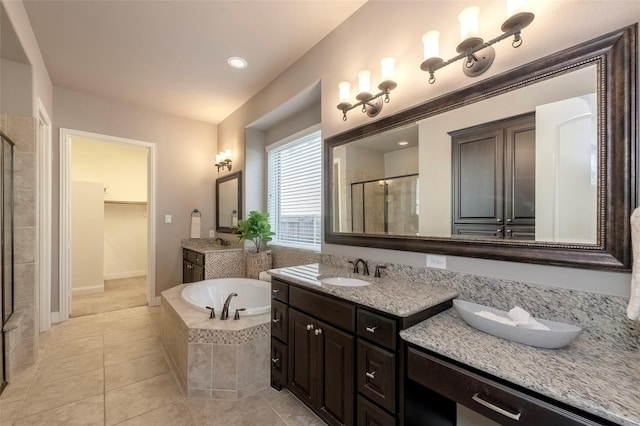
[
  {"xmin": 227, "ymin": 56, "xmax": 247, "ymax": 69},
  {"xmin": 398, "ymin": 141, "xmax": 409, "ymax": 146}
]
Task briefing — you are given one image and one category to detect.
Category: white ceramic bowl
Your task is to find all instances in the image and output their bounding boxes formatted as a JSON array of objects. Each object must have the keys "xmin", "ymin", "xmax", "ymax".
[{"xmin": 453, "ymin": 299, "xmax": 582, "ymax": 349}]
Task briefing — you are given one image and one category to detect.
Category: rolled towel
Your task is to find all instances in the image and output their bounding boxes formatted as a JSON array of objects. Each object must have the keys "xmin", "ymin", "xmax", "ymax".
[
  {"xmin": 508, "ymin": 306, "xmax": 550, "ymax": 330},
  {"xmin": 475, "ymin": 310, "xmax": 517, "ymax": 326}
]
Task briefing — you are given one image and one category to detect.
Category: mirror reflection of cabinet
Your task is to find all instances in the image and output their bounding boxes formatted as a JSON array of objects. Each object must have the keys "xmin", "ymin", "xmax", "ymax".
[
  {"xmin": 216, "ymin": 171, "xmax": 242, "ymax": 233},
  {"xmin": 451, "ymin": 113, "xmax": 535, "ymax": 240},
  {"xmin": 0, "ymin": 132, "xmax": 14, "ymax": 395}
]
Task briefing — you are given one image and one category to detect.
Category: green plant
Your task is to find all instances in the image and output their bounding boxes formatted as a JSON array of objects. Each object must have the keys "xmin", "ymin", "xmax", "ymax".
[{"xmin": 234, "ymin": 210, "xmax": 275, "ymax": 253}]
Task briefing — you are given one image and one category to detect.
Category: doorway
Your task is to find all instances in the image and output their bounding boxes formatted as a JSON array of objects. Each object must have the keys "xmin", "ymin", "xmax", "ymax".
[{"xmin": 60, "ymin": 129, "xmax": 157, "ymax": 321}]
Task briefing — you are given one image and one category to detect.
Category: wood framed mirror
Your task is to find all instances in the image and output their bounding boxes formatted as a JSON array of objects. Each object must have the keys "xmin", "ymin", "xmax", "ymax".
[
  {"xmin": 324, "ymin": 25, "xmax": 637, "ymax": 271},
  {"xmin": 216, "ymin": 171, "xmax": 242, "ymax": 233}
]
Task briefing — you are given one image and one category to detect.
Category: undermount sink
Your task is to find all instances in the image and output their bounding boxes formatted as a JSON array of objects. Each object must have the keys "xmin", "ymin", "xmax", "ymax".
[{"xmin": 321, "ymin": 277, "xmax": 370, "ymax": 287}]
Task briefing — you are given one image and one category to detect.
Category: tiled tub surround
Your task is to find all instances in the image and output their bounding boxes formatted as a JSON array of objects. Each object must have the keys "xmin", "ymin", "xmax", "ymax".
[
  {"xmin": 160, "ymin": 285, "xmax": 270, "ymax": 399},
  {"xmin": 182, "ymin": 238, "xmax": 246, "ymax": 279}
]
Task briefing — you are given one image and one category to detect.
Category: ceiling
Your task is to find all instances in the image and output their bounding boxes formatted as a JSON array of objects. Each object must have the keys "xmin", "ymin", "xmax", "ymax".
[{"xmin": 22, "ymin": 0, "xmax": 366, "ymax": 124}]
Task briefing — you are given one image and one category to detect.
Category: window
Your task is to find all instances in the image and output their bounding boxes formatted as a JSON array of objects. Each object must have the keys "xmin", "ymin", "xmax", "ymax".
[{"xmin": 267, "ymin": 126, "xmax": 322, "ymax": 250}]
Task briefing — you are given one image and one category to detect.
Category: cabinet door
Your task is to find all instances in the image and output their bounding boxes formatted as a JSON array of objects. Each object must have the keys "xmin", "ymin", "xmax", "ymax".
[
  {"xmin": 505, "ymin": 117, "xmax": 536, "ymax": 226},
  {"xmin": 452, "ymin": 129, "xmax": 504, "ymax": 225},
  {"xmin": 192, "ymin": 264, "xmax": 204, "ymax": 282},
  {"xmin": 271, "ymin": 299, "xmax": 288, "ymax": 343},
  {"xmin": 317, "ymin": 320, "xmax": 355, "ymax": 426},
  {"xmin": 271, "ymin": 337, "xmax": 288, "ymax": 391},
  {"xmin": 182, "ymin": 260, "xmax": 194, "ymax": 284},
  {"xmin": 288, "ymin": 309, "xmax": 317, "ymax": 407}
]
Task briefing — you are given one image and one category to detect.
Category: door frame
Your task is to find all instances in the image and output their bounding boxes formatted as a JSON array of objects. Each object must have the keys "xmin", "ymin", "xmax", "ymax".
[
  {"xmin": 59, "ymin": 128, "xmax": 157, "ymax": 322},
  {"xmin": 36, "ymin": 98, "xmax": 52, "ymax": 331}
]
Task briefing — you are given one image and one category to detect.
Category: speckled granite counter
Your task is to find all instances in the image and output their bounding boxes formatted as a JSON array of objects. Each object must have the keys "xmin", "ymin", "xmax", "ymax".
[
  {"xmin": 269, "ymin": 263, "xmax": 458, "ymax": 318},
  {"xmin": 181, "ymin": 238, "xmax": 246, "ymax": 279},
  {"xmin": 401, "ymin": 308, "xmax": 640, "ymax": 426},
  {"xmin": 181, "ymin": 237, "xmax": 243, "ymax": 254}
]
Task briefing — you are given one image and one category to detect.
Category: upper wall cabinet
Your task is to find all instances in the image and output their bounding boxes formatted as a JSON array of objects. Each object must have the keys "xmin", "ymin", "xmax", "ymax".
[{"xmin": 325, "ymin": 25, "xmax": 637, "ymax": 271}]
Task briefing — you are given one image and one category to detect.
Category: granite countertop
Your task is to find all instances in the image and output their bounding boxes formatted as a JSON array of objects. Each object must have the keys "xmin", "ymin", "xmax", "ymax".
[
  {"xmin": 182, "ymin": 238, "xmax": 243, "ymax": 254},
  {"xmin": 401, "ymin": 308, "xmax": 640, "ymax": 426},
  {"xmin": 269, "ymin": 263, "xmax": 458, "ymax": 318}
]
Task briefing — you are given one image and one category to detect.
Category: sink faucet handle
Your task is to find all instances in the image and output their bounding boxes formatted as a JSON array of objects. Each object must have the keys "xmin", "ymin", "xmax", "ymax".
[
  {"xmin": 374, "ymin": 265, "xmax": 387, "ymax": 278},
  {"xmin": 234, "ymin": 308, "xmax": 246, "ymax": 320},
  {"xmin": 205, "ymin": 306, "xmax": 215, "ymax": 319},
  {"xmin": 348, "ymin": 259, "xmax": 359, "ymax": 274}
]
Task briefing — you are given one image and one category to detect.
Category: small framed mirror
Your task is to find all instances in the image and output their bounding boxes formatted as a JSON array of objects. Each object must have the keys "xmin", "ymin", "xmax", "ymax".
[{"xmin": 216, "ymin": 171, "xmax": 242, "ymax": 233}]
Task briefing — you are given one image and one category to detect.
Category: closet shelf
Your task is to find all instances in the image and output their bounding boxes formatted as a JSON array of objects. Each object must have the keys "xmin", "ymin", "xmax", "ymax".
[{"xmin": 104, "ymin": 200, "xmax": 147, "ymax": 205}]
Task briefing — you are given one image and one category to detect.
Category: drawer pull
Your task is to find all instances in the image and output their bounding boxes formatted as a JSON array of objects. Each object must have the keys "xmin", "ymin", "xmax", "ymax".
[
  {"xmin": 365, "ymin": 326, "xmax": 377, "ymax": 333},
  {"xmin": 472, "ymin": 393, "xmax": 521, "ymax": 421},
  {"xmin": 271, "ymin": 358, "xmax": 279, "ymax": 364},
  {"xmin": 272, "ymin": 289, "xmax": 280, "ymax": 293},
  {"xmin": 306, "ymin": 324, "xmax": 314, "ymax": 331},
  {"xmin": 314, "ymin": 328, "xmax": 323, "ymax": 336},
  {"xmin": 365, "ymin": 371, "xmax": 376, "ymax": 380},
  {"xmin": 272, "ymin": 318, "xmax": 280, "ymax": 323}
]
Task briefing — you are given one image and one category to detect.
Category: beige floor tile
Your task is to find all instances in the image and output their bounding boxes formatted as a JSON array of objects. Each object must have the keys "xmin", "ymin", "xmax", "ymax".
[
  {"xmin": 34, "ymin": 349, "xmax": 104, "ymax": 384},
  {"xmin": 50, "ymin": 322, "xmax": 104, "ymax": 342},
  {"xmin": 104, "ymin": 336, "xmax": 163, "ymax": 366},
  {"xmin": 270, "ymin": 394, "xmax": 325, "ymax": 426},
  {"xmin": 187, "ymin": 393, "xmax": 267, "ymax": 426},
  {"xmin": 0, "ymin": 399, "xmax": 23, "ymax": 422},
  {"xmin": 105, "ymin": 372, "xmax": 183, "ymax": 425},
  {"xmin": 12, "ymin": 394, "xmax": 104, "ymax": 426},
  {"xmin": 105, "ymin": 353, "xmax": 169, "ymax": 391},
  {"xmin": 20, "ymin": 368, "xmax": 104, "ymax": 418},
  {"xmin": 257, "ymin": 386, "xmax": 290, "ymax": 403},
  {"xmin": 117, "ymin": 401, "xmax": 195, "ymax": 426},
  {"xmin": 71, "ymin": 277, "xmax": 147, "ymax": 317},
  {"xmin": 104, "ymin": 324, "xmax": 155, "ymax": 347},
  {"xmin": 43, "ymin": 334, "xmax": 103, "ymax": 361},
  {"xmin": 233, "ymin": 406, "xmax": 287, "ymax": 426},
  {"xmin": 0, "ymin": 365, "xmax": 37, "ymax": 402}
]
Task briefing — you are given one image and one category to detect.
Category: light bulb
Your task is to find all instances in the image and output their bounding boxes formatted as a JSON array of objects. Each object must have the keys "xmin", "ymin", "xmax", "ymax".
[
  {"xmin": 338, "ymin": 81, "xmax": 351, "ymax": 103},
  {"xmin": 422, "ymin": 31, "xmax": 440, "ymax": 59},
  {"xmin": 380, "ymin": 57, "xmax": 395, "ymax": 82},
  {"xmin": 358, "ymin": 70, "xmax": 372, "ymax": 94},
  {"xmin": 459, "ymin": 6, "xmax": 480, "ymax": 41},
  {"xmin": 224, "ymin": 149, "xmax": 231, "ymax": 160}
]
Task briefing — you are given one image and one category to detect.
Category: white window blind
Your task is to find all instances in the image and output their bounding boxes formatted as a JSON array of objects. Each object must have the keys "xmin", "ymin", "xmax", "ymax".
[{"xmin": 267, "ymin": 128, "xmax": 322, "ymax": 249}]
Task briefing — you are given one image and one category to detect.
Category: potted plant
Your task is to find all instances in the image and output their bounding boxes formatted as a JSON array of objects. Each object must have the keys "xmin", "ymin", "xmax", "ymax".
[{"xmin": 235, "ymin": 210, "xmax": 275, "ymax": 278}]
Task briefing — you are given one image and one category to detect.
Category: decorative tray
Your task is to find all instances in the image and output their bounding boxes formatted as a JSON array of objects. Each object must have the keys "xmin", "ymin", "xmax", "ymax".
[{"xmin": 453, "ymin": 299, "xmax": 582, "ymax": 349}]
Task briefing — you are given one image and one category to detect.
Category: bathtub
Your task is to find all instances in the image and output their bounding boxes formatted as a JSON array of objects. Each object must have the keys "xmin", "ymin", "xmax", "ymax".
[{"xmin": 181, "ymin": 278, "xmax": 271, "ymax": 316}]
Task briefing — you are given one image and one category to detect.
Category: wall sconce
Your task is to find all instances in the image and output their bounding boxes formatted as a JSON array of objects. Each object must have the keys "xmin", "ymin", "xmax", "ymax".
[
  {"xmin": 215, "ymin": 149, "xmax": 232, "ymax": 172},
  {"xmin": 420, "ymin": 1, "xmax": 534, "ymax": 84},
  {"xmin": 337, "ymin": 57, "xmax": 398, "ymax": 121}
]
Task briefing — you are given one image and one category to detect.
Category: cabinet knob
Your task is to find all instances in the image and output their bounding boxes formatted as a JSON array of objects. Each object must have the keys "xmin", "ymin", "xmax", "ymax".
[
  {"xmin": 272, "ymin": 318, "xmax": 280, "ymax": 323},
  {"xmin": 365, "ymin": 326, "xmax": 377, "ymax": 333},
  {"xmin": 306, "ymin": 324, "xmax": 314, "ymax": 331},
  {"xmin": 507, "ymin": 218, "xmax": 512, "ymax": 222},
  {"xmin": 506, "ymin": 229, "xmax": 512, "ymax": 233},
  {"xmin": 272, "ymin": 358, "xmax": 279, "ymax": 365},
  {"xmin": 272, "ymin": 289, "xmax": 280, "ymax": 293},
  {"xmin": 496, "ymin": 229, "xmax": 502, "ymax": 233},
  {"xmin": 365, "ymin": 371, "xmax": 376, "ymax": 380},
  {"xmin": 314, "ymin": 328, "xmax": 323, "ymax": 336},
  {"xmin": 496, "ymin": 218, "xmax": 501, "ymax": 222}
]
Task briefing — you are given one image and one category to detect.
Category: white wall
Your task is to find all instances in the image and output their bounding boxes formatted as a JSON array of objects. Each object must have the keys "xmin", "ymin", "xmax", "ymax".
[
  {"xmin": 71, "ymin": 181, "xmax": 104, "ymax": 294},
  {"xmin": 1, "ymin": 59, "xmax": 31, "ymax": 116},
  {"xmin": 218, "ymin": 1, "xmax": 639, "ymax": 298},
  {"xmin": 104, "ymin": 203, "xmax": 147, "ymax": 280},
  {"xmin": 53, "ymin": 87, "xmax": 217, "ymax": 309}
]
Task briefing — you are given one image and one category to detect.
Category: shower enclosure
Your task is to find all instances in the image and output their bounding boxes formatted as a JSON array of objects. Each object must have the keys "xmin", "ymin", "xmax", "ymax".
[
  {"xmin": 0, "ymin": 132, "xmax": 15, "ymax": 395},
  {"xmin": 351, "ymin": 173, "xmax": 419, "ymax": 236}
]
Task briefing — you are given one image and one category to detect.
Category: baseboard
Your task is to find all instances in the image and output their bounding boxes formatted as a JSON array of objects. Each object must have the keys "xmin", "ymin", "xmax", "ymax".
[
  {"xmin": 51, "ymin": 312, "xmax": 61, "ymax": 323},
  {"xmin": 72, "ymin": 285, "xmax": 104, "ymax": 296},
  {"xmin": 152, "ymin": 296, "xmax": 161, "ymax": 306},
  {"xmin": 104, "ymin": 270, "xmax": 147, "ymax": 281}
]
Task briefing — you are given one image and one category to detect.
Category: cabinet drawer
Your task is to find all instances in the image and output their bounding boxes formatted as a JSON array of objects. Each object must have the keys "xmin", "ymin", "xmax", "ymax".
[
  {"xmin": 357, "ymin": 340, "xmax": 396, "ymax": 414},
  {"xmin": 271, "ymin": 299, "xmax": 288, "ymax": 343},
  {"xmin": 357, "ymin": 396, "xmax": 396, "ymax": 426},
  {"xmin": 184, "ymin": 249, "xmax": 204, "ymax": 266},
  {"xmin": 271, "ymin": 337, "xmax": 287, "ymax": 391},
  {"xmin": 357, "ymin": 309, "xmax": 396, "ymax": 350},
  {"xmin": 407, "ymin": 348, "xmax": 603, "ymax": 426},
  {"xmin": 271, "ymin": 279, "xmax": 289, "ymax": 303},
  {"xmin": 290, "ymin": 286, "xmax": 355, "ymax": 332}
]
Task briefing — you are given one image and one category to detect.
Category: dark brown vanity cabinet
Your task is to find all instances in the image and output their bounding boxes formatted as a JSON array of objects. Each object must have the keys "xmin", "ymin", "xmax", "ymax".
[
  {"xmin": 451, "ymin": 113, "xmax": 536, "ymax": 240},
  {"xmin": 182, "ymin": 249, "xmax": 204, "ymax": 283}
]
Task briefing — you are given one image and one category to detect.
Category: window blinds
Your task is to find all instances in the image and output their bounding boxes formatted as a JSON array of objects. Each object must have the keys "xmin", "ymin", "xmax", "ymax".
[{"xmin": 267, "ymin": 129, "xmax": 322, "ymax": 249}]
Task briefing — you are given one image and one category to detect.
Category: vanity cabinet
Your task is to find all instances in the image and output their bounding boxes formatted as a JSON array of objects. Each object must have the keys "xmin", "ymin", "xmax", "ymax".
[
  {"xmin": 182, "ymin": 249, "xmax": 204, "ymax": 283},
  {"xmin": 406, "ymin": 346, "xmax": 613, "ymax": 426},
  {"xmin": 451, "ymin": 113, "xmax": 536, "ymax": 240},
  {"xmin": 270, "ymin": 276, "xmax": 452, "ymax": 426}
]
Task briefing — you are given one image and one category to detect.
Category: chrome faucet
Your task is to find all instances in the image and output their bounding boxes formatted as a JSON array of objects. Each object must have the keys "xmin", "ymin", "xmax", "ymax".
[
  {"xmin": 220, "ymin": 292, "xmax": 238, "ymax": 320},
  {"xmin": 214, "ymin": 237, "xmax": 229, "ymax": 246},
  {"xmin": 352, "ymin": 258, "xmax": 370, "ymax": 276}
]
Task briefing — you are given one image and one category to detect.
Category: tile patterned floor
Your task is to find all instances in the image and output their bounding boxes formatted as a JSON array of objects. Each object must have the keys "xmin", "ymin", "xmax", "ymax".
[
  {"xmin": 71, "ymin": 277, "xmax": 148, "ymax": 318},
  {"xmin": 0, "ymin": 306, "xmax": 324, "ymax": 425}
]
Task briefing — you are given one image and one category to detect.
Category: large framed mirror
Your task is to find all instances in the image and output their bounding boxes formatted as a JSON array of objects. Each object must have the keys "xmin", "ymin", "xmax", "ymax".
[
  {"xmin": 216, "ymin": 171, "xmax": 242, "ymax": 233},
  {"xmin": 325, "ymin": 25, "xmax": 637, "ymax": 271}
]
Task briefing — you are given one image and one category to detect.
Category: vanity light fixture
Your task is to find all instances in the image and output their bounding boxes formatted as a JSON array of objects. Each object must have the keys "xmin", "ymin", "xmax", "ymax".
[
  {"xmin": 215, "ymin": 149, "xmax": 232, "ymax": 172},
  {"xmin": 420, "ymin": 1, "xmax": 534, "ymax": 84},
  {"xmin": 337, "ymin": 57, "xmax": 398, "ymax": 121}
]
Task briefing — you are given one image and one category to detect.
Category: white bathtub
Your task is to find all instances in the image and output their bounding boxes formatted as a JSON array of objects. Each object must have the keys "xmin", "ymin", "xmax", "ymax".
[{"xmin": 181, "ymin": 278, "xmax": 271, "ymax": 316}]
